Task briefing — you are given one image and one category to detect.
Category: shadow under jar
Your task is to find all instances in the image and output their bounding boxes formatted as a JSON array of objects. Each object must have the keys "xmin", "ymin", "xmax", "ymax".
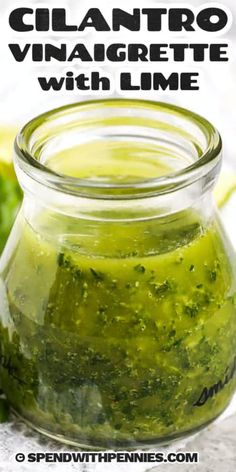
[{"xmin": 0, "ymin": 99, "xmax": 236, "ymax": 449}]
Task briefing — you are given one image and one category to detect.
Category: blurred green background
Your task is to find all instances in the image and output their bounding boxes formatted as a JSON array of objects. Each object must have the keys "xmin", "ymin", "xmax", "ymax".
[{"xmin": 0, "ymin": 127, "xmax": 22, "ymax": 254}]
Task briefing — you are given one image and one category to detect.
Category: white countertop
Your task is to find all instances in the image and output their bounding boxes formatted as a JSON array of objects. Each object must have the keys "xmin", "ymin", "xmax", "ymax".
[{"xmin": 0, "ymin": 398, "xmax": 235, "ymax": 472}]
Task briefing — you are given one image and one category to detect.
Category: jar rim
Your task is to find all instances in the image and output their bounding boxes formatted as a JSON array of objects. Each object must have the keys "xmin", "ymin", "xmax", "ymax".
[{"xmin": 14, "ymin": 98, "xmax": 222, "ymax": 200}]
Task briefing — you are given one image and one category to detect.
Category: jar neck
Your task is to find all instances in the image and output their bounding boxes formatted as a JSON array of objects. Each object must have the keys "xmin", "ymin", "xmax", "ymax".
[
  {"xmin": 14, "ymin": 99, "xmax": 222, "ymax": 221},
  {"xmin": 20, "ymin": 172, "xmax": 217, "ymax": 224}
]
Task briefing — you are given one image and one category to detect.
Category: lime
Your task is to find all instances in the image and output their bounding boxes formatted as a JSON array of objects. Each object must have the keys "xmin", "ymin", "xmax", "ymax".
[
  {"xmin": 214, "ymin": 171, "xmax": 236, "ymax": 208},
  {"xmin": 0, "ymin": 126, "xmax": 18, "ymax": 164}
]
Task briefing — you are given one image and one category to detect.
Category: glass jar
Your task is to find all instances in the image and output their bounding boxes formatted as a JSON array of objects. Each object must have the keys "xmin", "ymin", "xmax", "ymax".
[{"xmin": 0, "ymin": 99, "xmax": 236, "ymax": 449}]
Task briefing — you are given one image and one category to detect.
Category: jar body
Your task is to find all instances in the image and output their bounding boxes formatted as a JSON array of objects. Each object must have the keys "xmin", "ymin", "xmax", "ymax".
[{"xmin": 0, "ymin": 198, "xmax": 236, "ymax": 448}]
